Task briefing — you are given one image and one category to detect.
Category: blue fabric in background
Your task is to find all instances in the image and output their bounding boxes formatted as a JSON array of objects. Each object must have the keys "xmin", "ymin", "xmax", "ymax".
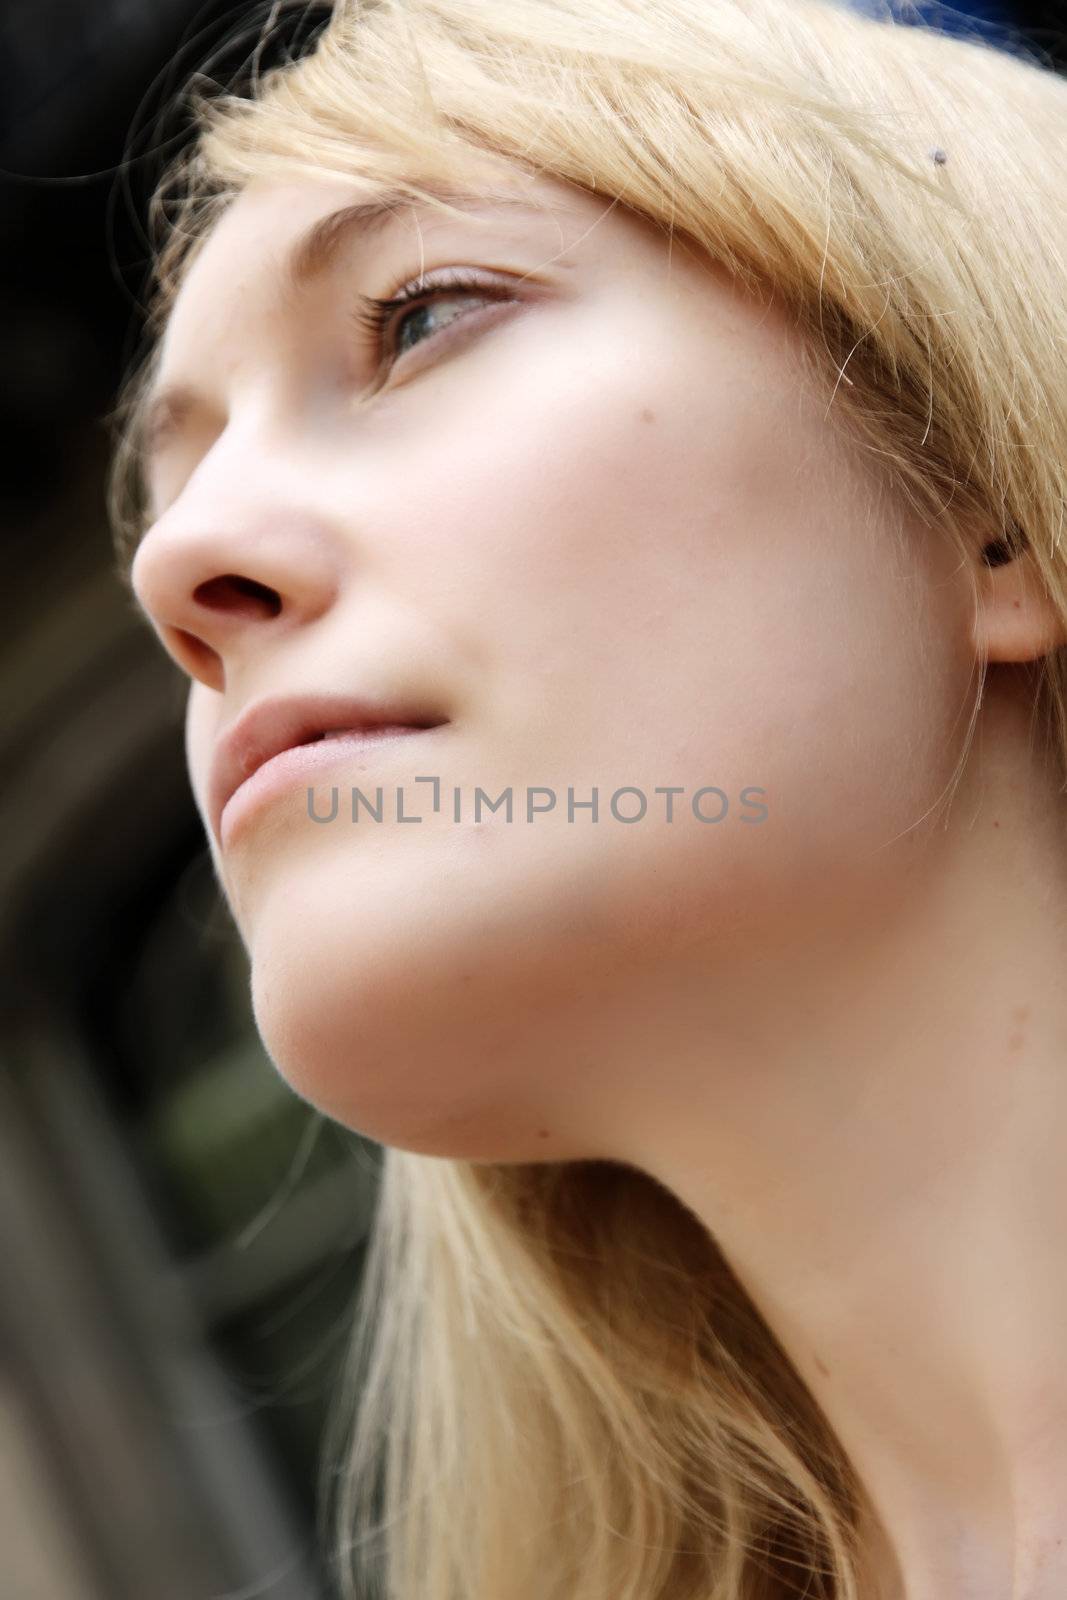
[
  {"xmin": 918, "ymin": 1, "xmax": 1022, "ymax": 36},
  {"xmin": 846, "ymin": 0, "xmax": 1035, "ymax": 54},
  {"xmin": 933, "ymin": 0, "xmax": 1020, "ymax": 27}
]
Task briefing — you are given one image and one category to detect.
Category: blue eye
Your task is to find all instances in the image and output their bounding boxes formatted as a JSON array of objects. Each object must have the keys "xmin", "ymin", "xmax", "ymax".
[{"xmin": 352, "ymin": 269, "xmax": 512, "ymax": 370}]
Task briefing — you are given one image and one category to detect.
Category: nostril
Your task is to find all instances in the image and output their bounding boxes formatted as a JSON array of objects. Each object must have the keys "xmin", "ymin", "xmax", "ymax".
[{"xmin": 193, "ymin": 573, "xmax": 283, "ymax": 619}]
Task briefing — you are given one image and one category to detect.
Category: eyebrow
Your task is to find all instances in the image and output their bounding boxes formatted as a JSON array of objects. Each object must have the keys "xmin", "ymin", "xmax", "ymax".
[{"xmin": 139, "ymin": 183, "xmax": 553, "ymax": 473}]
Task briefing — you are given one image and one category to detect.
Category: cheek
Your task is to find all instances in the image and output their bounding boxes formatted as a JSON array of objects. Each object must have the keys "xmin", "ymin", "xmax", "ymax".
[
  {"xmin": 382, "ymin": 314, "xmax": 971, "ymax": 879},
  {"xmin": 238, "ymin": 511, "xmax": 969, "ymax": 1157}
]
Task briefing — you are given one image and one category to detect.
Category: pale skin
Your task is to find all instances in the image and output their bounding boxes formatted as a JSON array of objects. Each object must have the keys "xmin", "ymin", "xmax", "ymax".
[{"xmin": 130, "ymin": 163, "xmax": 1067, "ymax": 1599}]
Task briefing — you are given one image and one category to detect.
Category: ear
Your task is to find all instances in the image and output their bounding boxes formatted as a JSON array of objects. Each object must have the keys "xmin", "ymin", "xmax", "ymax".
[{"xmin": 971, "ymin": 536, "xmax": 1067, "ymax": 664}]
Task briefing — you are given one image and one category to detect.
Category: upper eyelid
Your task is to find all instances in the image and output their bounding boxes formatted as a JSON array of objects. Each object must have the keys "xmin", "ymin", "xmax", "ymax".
[
  {"xmin": 352, "ymin": 266, "xmax": 526, "ymax": 346},
  {"xmin": 352, "ymin": 255, "xmax": 565, "ymax": 357}
]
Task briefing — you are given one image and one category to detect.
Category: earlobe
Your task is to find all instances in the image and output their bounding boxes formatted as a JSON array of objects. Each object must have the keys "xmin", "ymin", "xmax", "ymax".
[{"xmin": 972, "ymin": 539, "xmax": 1067, "ymax": 664}]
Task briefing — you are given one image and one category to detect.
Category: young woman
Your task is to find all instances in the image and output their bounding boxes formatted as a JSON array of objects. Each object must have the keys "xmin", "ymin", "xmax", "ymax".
[{"xmin": 109, "ymin": 0, "xmax": 1067, "ymax": 1594}]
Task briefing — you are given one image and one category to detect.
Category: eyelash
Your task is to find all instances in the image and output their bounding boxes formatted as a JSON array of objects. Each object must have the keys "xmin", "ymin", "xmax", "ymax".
[{"xmin": 351, "ymin": 268, "xmax": 512, "ymax": 369}]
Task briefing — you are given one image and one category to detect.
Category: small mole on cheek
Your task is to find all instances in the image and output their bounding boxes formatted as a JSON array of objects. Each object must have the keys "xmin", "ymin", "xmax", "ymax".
[
  {"xmin": 993, "ymin": 820, "xmax": 1000, "ymax": 828},
  {"xmin": 638, "ymin": 407, "xmax": 656, "ymax": 424},
  {"xmin": 1013, "ymin": 600, "xmax": 1021, "ymax": 609},
  {"xmin": 537, "ymin": 1128, "xmax": 551, "ymax": 1139}
]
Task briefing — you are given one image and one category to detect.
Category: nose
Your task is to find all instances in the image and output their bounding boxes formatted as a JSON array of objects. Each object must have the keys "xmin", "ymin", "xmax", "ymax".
[{"xmin": 130, "ymin": 498, "xmax": 342, "ymax": 693}]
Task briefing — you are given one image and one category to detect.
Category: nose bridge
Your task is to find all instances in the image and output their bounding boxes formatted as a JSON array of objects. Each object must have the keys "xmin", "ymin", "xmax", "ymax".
[{"xmin": 131, "ymin": 445, "xmax": 344, "ymax": 692}]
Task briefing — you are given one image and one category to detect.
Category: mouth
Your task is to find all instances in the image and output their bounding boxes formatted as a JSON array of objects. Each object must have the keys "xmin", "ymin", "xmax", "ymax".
[{"xmin": 209, "ymin": 694, "xmax": 450, "ymax": 846}]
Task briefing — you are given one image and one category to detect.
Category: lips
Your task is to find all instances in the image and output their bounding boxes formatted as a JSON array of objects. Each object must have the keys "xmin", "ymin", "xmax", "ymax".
[{"xmin": 208, "ymin": 692, "xmax": 448, "ymax": 843}]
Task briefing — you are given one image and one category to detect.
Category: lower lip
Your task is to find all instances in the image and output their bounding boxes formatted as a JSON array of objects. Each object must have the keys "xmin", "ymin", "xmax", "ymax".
[{"xmin": 218, "ymin": 725, "xmax": 441, "ymax": 848}]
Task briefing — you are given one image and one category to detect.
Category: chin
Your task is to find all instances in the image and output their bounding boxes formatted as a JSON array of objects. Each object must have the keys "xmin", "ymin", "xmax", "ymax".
[
  {"xmin": 248, "ymin": 946, "xmax": 583, "ymax": 1163},
  {"xmin": 239, "ymin": 833, "xmax": 600, "ymax": 1161}
]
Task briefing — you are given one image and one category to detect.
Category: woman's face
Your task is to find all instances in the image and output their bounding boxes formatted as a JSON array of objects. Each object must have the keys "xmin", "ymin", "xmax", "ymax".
[{"xmin": 131, "ymin": 165, "xmax": 977, "ymax": 1160}]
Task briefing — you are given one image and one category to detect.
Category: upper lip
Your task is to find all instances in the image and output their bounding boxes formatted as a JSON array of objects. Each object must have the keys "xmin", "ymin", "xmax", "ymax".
[{"xmin": 209, "ymin": 691, "xmax": 447, "ymax": 839}]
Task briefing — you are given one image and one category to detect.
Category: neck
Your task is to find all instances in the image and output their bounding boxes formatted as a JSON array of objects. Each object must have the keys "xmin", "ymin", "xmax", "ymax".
[{"xmin": 628, "ymin": 666, "xmax": 1067, "ymax": 1599}]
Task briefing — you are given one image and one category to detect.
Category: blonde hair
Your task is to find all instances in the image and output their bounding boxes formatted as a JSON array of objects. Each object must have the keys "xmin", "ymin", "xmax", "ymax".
[{"xmin": 106, "ymin": 1, "xmax": 1067, "ymax": 1595}]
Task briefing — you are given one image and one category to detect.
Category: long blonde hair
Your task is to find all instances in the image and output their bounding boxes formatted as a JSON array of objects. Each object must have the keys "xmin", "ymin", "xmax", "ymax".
[{"xmin": 106, "ymin": 2, "xmax": 1067, "ymax": 1595}]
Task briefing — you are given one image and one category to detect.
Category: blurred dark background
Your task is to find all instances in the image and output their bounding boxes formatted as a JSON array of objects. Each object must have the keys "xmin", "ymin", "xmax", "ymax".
[
  {"xmin": 1, "ymin": 7, "xmax": 376, "ymax": 1597},
  {"xmin": 0, "ymin": 1, "xmax": 1063, "ymax": 1597}
]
